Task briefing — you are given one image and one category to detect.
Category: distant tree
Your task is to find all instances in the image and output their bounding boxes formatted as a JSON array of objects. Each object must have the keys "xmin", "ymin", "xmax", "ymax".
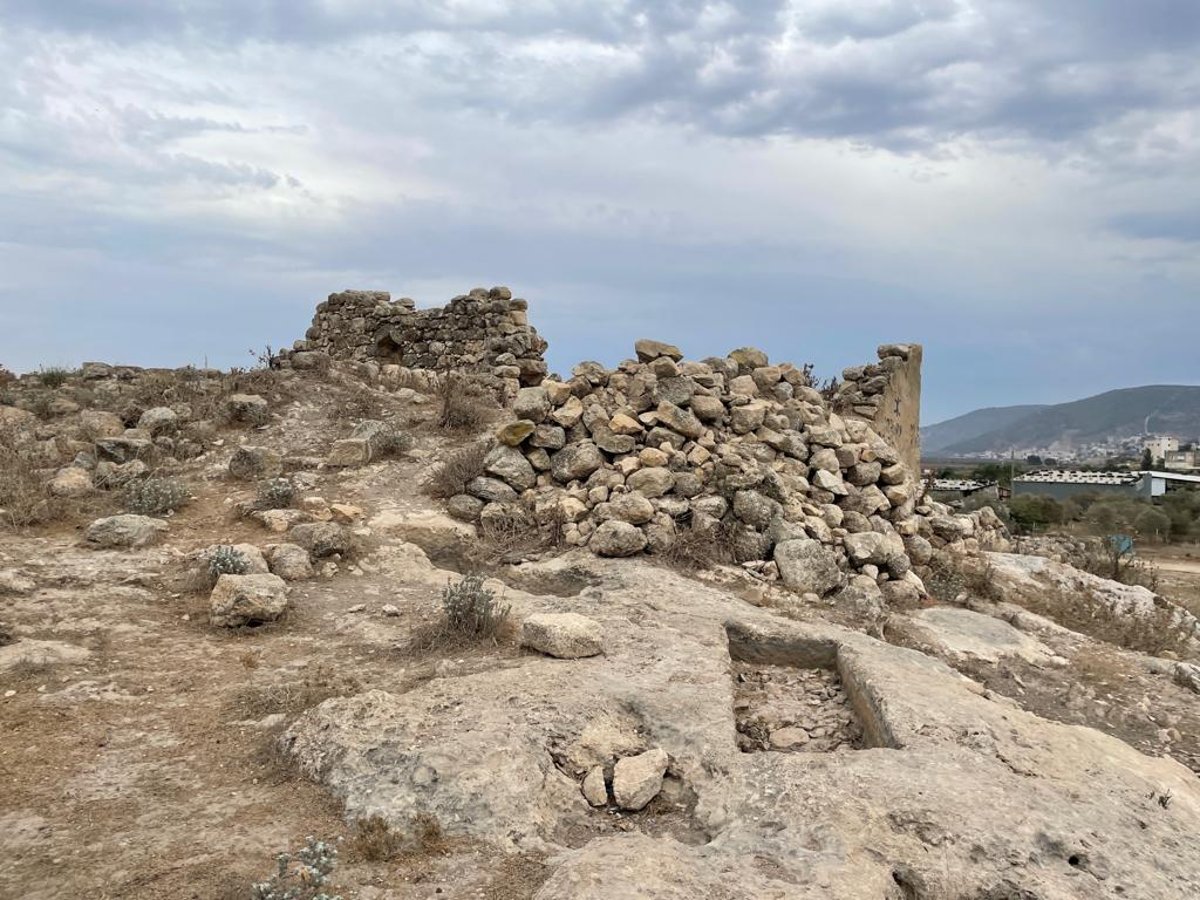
[
  {"xmin": 1141, "ymin": 448, "xmax": 1153, "ymax": 469},
  {"xmin": 1135, "ymin": 507, "xmax": 1172, "ymax": 542},
  {"xmin": 1025, "ymin": 454, "xmax": 1043, "ymax": 465},
  {"xmin": 1008, "ymin": 495, "xmax": 1064, "ymax": 533},
  {"xmin": 1044, "ymin": 457, "xmax": 1058, "ymax": 466}
]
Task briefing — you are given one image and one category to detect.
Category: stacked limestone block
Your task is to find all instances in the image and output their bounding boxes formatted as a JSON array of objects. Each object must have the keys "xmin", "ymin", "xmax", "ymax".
[
  {"xmin": 453, "ymin": 339, "xmax": 943, "ymax": 607},
  {"xmin": 833, "ymin": 343, "xmax": 914, "ymax": 419},
  {"xmin": 277, "ymin": 286, "xmax": 548, "ymax": 388}
]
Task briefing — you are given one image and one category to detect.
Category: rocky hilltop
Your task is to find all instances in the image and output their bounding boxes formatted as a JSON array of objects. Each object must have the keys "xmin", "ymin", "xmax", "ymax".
[{"xmin": 1, "ymin": 287, "xmax": 1198, "ymax": 898}]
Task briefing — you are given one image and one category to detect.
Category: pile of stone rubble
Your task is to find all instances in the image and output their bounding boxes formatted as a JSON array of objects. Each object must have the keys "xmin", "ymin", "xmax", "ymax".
[{"xmin": 446, "ymin": 339, "xmax": 1010, "ymax": 605}]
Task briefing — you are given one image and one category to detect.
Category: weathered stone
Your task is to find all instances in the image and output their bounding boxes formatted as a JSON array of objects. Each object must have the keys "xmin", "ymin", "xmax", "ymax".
[
  {"xmin": 446, "ymin": 494, "xmax": 485, "ymax": 522},
  {"xmin": 225, "ymin": 394, "xmax": 269, "ymax": 425},
  {"xmin": 774, "ymin": 539, "xmax": 842, "ymax": 595},
  {"xmin": 590, "ymin": 521, "xmax": 647, "ymax": 557},
  {"xmin": 551, "ymin": 442, "xmax": 605, "ymax": 483},
  {"xmin": 209, "ymin": 574, "xmax": 289, "ymax": 627},
  {"xmin": 634, "ymin": 339, "xmax": 683, "ymax": 362},
  {"xmin": 289, "ymin": 522, "xmax": 351, "ymax": 558},
  {"xmin": 137, "ymin": 406, "xmax": 178, "ymax": 435},
  {"xmin": 582, "ymin": 766, "xmax": 608, "ymax": 807},
  {"xmin": 84, "ymin": 514, "xmax": 168, "ymax": 549},
  {"xmin": 612, "ymin": 748, "xmax": 669, "ymax": 811},
  {"xmin": 484, "ymin": 445, "xmax": 537, "ymax": 491},
  {"xmin": 521, "ymin": 613, "xmax": 604, "ymax": 659},
  {"xmin": 655, "ymin": 402, "xmax": 704, "ymax": 440},
  {"xmin": 600, "ymin": 492, "xmax": 655, "ymax": 525},
  {"xmin": 268, "ymin": 543, "xmax": 315, "ymax": 581},
  {"xmin": 627, "ymin": 467, "xmax": 674, "ymax": 499},
  {"xmin": 48, "ymin": 467, "xmax": 93, "ymax": 498},
  {"xmin": 496, "ymin": 420, "xmax": 536, "ymax": 446},
  {"xmin": 229, "ymin": 446, "xmax": 282, "ymax": 480},
  {"xmin": 733, "ymin": 490, "xmax": 781, "ymax": 529},
  {"xmin": 467, "ymin": 476, "xmax": 518, "ymax": 503},
  {"xmin": 513, "ymin": 387, "xmax": 551, "ymax": 423}
]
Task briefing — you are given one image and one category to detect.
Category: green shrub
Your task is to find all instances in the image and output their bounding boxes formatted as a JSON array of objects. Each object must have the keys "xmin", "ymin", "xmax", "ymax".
[
  {"xmin": 251, "ymin": 836, "xmax": 342, "ymax": 900},
  {"xmin": 441, "ymin": 574, "xmax": 510, "ymax": 639},
  {"xmin": 38, "ymin": 366, "xmax": 73, "ymax": 388},
  {"xmin": 125, "ymin": 476, "xmax": 191, "ymax": 515},
  {"xmin": 258, "ymin": 477, "xmax": 296, "ymax": 510},
  {"xmin": 208, "ymin": 545, "xmax": 250, "ymax": 578}
]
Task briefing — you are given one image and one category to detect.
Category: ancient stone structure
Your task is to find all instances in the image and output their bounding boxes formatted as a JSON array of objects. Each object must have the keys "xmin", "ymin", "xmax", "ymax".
[
  {"xmin": 278, "ymin": 287, "xmax": 548, "ymax": 386},
  {"xmin": 834, "ymin": 343, "xmax": 923, "ymax": 475}
]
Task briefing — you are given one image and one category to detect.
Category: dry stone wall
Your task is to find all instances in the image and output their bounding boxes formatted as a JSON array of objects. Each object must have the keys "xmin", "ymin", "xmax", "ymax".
[
  {"xmin": 451, "ymin": 336, "xmax": 1000, "ymax": 611},
  {"xmin": 277, "ymin": 286, "xmax": 548, "ymax": 387},
  {"xmin": 834, "ymin": 344, "xmax": 923, "ymax": 475}
]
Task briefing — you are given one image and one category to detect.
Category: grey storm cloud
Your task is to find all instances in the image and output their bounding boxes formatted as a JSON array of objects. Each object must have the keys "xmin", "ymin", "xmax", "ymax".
[{"xmin": 2, "ymin": 0, "xmax": 1198, "ymax": 151}]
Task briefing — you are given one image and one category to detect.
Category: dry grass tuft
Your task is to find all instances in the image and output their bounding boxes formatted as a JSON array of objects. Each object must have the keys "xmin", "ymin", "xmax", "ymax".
[
  {"xmin": 347, "ymin": 813, "xmax": 449, "ymax": 863},
  {"xmin": 0, "ymin": 422, "xmax": 52, "ymax": 529},
  {"xmin": 436, "ymin": 373, "xmax": 498, "ymax": 432},
  {"xmin": 229, "ymin": 664, "xmax": 362, "ymax": 719},
  {"xmin": 329, "ymin": 385, "xmax": 386, "ymax": 422},
  {"xmin": 424, "ymin": 440, "xmax": 491, "ymax": 499},
  {"xmin": 660, "ymin": 519, "xmax": 736, "ymax": 571},
  {"xmin": 409, "ymin": 575, "xmax": 514, "ymax": 652}
]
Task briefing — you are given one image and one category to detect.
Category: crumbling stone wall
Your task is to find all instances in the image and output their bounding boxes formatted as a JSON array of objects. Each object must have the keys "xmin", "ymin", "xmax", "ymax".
[
  {"xmin": 279, "ymin": 286, "xmax": 548, "ymax": 386},
  {"xmin": 834, "ymin": 344, "xmax": 922, "ymax": 475}
]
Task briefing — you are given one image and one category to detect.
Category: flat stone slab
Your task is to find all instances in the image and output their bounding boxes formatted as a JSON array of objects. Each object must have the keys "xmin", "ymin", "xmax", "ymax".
[{"xmin": 901, "ymin": 606, "xmax": 1059, "ymax": 665}]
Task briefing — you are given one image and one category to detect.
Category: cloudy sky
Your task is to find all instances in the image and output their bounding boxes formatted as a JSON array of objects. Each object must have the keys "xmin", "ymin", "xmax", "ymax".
[{"xmin": 1, "ymin": 1, "xmax": 1198, "ymax": 423}]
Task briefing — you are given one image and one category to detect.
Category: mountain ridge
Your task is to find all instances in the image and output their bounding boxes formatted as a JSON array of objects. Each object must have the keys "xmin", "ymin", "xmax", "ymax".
[{"xmin": 922, "ymin": 385, "xmax": 1200, "ymax": 455}]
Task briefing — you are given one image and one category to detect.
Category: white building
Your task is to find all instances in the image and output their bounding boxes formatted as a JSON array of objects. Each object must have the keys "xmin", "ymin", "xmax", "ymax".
[{"xmin": 1144, "ymin": 436, "xmax": 1180, "ymax": 461}]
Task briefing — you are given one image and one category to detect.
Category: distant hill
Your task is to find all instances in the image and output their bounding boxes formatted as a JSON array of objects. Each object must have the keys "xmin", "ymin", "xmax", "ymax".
[
  {"xmin": 921, "ymin": 405, "xmax": 1047, "ymax": 455},
  {"xmin": 923, "ymin": 386, "xmax": 1200, "ymax": 456}
]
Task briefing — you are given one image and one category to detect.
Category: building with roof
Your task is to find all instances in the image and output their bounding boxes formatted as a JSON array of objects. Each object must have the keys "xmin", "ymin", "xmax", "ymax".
[
  {"xmin": 1145, "ymin": 436, "xmax": 1180, "ymax": 462},
  {"xmin": 1012, "ymin": 469, "xmax": 1200, "ymax": 500},
  {"xmin": 1012, "ymin": 470, "xmax": 1145, "ymax": 500}
]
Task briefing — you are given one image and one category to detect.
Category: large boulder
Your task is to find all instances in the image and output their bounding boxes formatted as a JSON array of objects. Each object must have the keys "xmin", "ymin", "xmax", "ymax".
[
  {"xmin": 225, "ymin": 394, "xmax": 269, "ymax": 426},
  {"xmin": 521, "ymin": 613, "xmax": 604, "ymax": 659},
  {"xmin": 137, "ymin": 406, "xmax": 178, "ymax": 436},
  {"xmin": 612, "ymin": 748, "xmax": 669, "ymax": 811},
  {"xmin": 634, "ymin": 339, "xmax": 683, "ymax": 362},
  {"xmin": 484, "ymin": 445, "xmax": 536, "ymax": 491},
  {"xmin": 48, "ymin": 467, "xmax": 93, "ymax": 498},
  {"xmin": 84, "ymin": 514, "xmax": 168, "ymax": 549},
  {"xmin": 590, "ymin": 521, "xmax": 647, "ymax": 557},
  {"xmin": 229, "ymin": 446, "xmax": 282, "ymax": 480},
  {"xmin": 289, "ymin": 522, "xmax": 352, "ymax": 558},
  {"xmin": 268, "ymin": 543, "xmax": 315, "ymax": 581},
  {"xmin": 774, "ymin": 539, "xmax": 842, "ymax": 596},
  {"xmin": 209, "ymin": 573, "xmax": 289, "ymax": 627},
  {"xmin": 550, "ymin": 442, "xmax": 604, "ymax": 484}
]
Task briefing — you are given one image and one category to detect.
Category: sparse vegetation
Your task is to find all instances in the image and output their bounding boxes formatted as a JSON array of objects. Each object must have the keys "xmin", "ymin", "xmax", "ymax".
[
  {"xmin": 424, "ymin": 440, "xmax": 491, "ymax": 498},
  {"xmin": 330, "ymin": 385, "xmax": 383, "ymax": 422},
  {"xmin": 346, "ymin": 813, "xmax": 448, "ymax": 863},
  {"xmin": 924, "ymin": 553, "xmax": 999, "ymax": 605},
  {"xmin": 441, "ymin": 574, "xmax": 511, "ymax": 639},
  {"xmin": 125, "ymin": 475, "xmax": 191, "ymax": 515},
  {"xmin": 250, "ymin": 836, "xmax": 342, "ymax": 900},
  {"xmin": 230, "ymin": 665, "xmax": 362, "ymax": 719},
  {"xmin": 435, "ymin": 373, "xmax": 498, "ymax": 432},
  {"xmin": 37, "ymin": 366, "xmax": 73, "ymax": 388},
  {"xmin": 209, "ymin": 545, "xmax": 251, "ymax": 578},
  {"xmin": 660, "ymin": 518, "xmax": 736, "ymax": 571},
  {"xmin": 258, "ymin": 477, "xmax": 296, "ymax": 510},
  {"xmin": 0, "ymin": 422, "xmax": 50, "ymax": 528}
]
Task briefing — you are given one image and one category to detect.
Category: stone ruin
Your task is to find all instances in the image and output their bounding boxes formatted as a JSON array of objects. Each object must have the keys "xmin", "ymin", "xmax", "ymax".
[
  {"xmin": 285, "ymin": 287, "xmax": 1009, "ymax": 608},
  {"xmin": 275, "ymin": 286, "xmax": 549, "ymax": 389}
]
